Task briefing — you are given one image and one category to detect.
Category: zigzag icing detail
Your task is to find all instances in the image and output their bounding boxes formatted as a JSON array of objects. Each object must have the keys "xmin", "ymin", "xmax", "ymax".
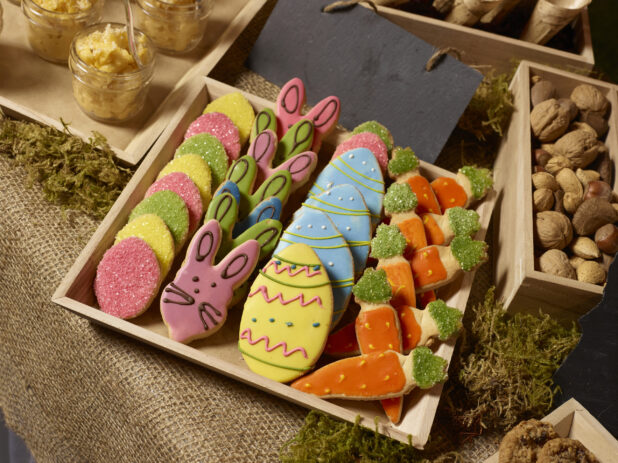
[
  {"xmin": 240, "ymin": 328, "xmax": 308, "ymax": 358},
  {"xmin": 249, "ymin": 285, "xmax": 324, "ymax": 309},
  {"xmin": 264, "ymin": 260, "xmax": 322, "ymax": 277}
]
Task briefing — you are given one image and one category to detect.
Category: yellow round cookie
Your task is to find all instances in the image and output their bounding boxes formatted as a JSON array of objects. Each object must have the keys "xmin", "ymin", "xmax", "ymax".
[
  {"xmin": 203, "ymin": 93, "xmax": 255, "ymax": 146},
  {"xmin": 157, "ymin": 154, "xmax": 212, "ymax": 206},
  {"xmin": 115, "ymin": 214, "xmax": 175, "ymax": 277},
  {"xmin": 238, "ymin": 243, "xmax": 334, "ymax": 383}
]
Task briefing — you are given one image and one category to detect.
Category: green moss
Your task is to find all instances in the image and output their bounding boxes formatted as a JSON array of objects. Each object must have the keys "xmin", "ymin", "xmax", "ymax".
[
  {"xmin": 427, "ymin": 300, "xmax": 463, "ymax": 341},
  {"xmin": 459, "ymin": 166, "xmax": 493, "ymax": 199},
  {"xmin": 0, "ymin": 110, "xmax": 134, "ymax": 219},
  {"xmin": 352, "ymin": 121, "xmax": 394, "ymax": 152},
  {"xmin": 388, "ymin": 146, "xmax": 419, "ymax": 177},
  {"xmin": 352, "ymin": 268, "xmax": 392, "ymax": 304},
  {"xmin": 450, "ymin": 236, "xmax": 487, "ymax": 271},
  {"xmin": 370, "ymin": 224, "xmax": 406, "ymax": 259},
  {"xmin": 383, "ymin": 183, "xmax": 417, "ymax": 215},
  {"xmin": 447, "ymin": 207, "xmax": 480, "ymax": 237},
  {"xmin": 444, "ymin": 288, "xmax": 580, "ymax": 431},
  {"xmin": 412, "ymin": 346, "xmax": 448, "ymax": 389}
]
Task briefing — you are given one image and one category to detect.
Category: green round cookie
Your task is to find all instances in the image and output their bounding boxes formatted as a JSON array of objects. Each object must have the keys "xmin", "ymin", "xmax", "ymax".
[
  {"xmin": 175, "ymin": 133, "xmax": 229, "ymax": 191},
  {"xmin": 129, "ymin": 190, "xmax": 189, "ymax": 250},
  {"xmin": 352, "ymin": 121, "xmax": 394, "ymax": 152}
]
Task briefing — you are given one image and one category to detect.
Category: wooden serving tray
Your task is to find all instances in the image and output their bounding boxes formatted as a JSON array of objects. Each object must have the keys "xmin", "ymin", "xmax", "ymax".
[
  {"xmin": 53, "ymin": 76, "xmax": 496, "ymax": 448},
  {"xmin": 493, "ymin": 61, "xmax": 617, "ymax": 320},
  {"xmin": 0, "ymin": 0, "xmax": 266, "ymax": 165},
  {"xmin": 376, "ymin": 6, "xmax": 594, "ymax": 75},
  {"xmin": 484, "ymin": 399, "xmax": 618, "ymax": 463}
]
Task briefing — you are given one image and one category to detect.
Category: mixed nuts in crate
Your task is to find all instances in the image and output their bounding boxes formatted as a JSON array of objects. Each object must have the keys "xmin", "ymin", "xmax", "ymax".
[
  {"xmin": 92, "ymin": 77, "xmax": 493, "ymax": 424},
  {"xmin": 530, "ymin": 76, "xmax": 617, "ymax": 286}
]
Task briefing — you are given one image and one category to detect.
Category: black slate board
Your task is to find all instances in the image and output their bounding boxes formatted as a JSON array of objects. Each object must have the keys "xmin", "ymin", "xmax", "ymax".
[
  {"xmin": 554, "ymin": 257, "xmax": 618, "ymax": 437},
  {"xmin": 246, "ymin": 0, "xmax": 483, "ymax": 164}
]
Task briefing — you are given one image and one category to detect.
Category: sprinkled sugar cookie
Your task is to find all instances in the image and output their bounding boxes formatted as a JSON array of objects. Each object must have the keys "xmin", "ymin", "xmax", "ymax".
[
  {"xmin": 157, "ymin": 154, "xmax": 212, "ymax": 206},
  {"xmin": 274, "ymin": 209, "xmax": 354, "ymax": 328},
  {"xmin": 290, "ymin": 346, "xmax": 448, "ymax": 400},
  {"xmin": 146, "ymin": 172, "xmax": 203, "ymax": 235},
  {"xmin": 238, "ymin": 243, "xmax": 334, "ymax": 382},
  {"xmin": 115, "ymin": 213, "xmax": 175, "ymax": 277},
  {"xmin": 333, "ymin": 132, "xmax": 388, "ymax": 172},
  {"xmin": 302, "ymin": 184, "xmax": 371, "ymax": 276},
  {"xmin": 310, "ymin": 148, "xmax": 385, "ymax": 228},
  {"xmin": 184, "ymin": 112, "xmax": 241, "ymax": 161},
  {"xmin": 129, "ymin": 190, "xmax": 189, "ymax": 251},
  {"xmin": 94, "ymin": 237, "xmax": 161, "ymax": 319},
  {"xmin": 175, "ymin": 133, "xmax": 229, "ymax": 190},
  {"xmin": 160, "ymin": 220, "xmax": 260, "ymax": 344},
  {"xmin": 352, "ymin": 120, "xmax": 394, "ymax": 153},
  {"xmin": 203, "ymin": 92, "xmax": 255, "ymax": 145}
]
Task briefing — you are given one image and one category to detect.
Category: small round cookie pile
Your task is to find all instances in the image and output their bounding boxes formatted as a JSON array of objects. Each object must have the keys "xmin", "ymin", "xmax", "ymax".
[
  {"xmin": 499, "ymin": 419, "xmax": 599, "ymax": 463},
  {"xmin": 95, "ymin": 91, "xmax": 258, "ymax": 320}
]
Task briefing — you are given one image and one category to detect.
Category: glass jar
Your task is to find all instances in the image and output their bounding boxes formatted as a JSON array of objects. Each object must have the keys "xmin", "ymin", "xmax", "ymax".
[
  {"xmin": 68, "ymin": 23, "xmax": 156, "ymax": 123},
  {"xmin": 134, "ymin": 0, "xmax": 212, "ymax": 54},
  {"xmin": 21, "ymin": 0, "xmax": 103, "ymax": 64}
]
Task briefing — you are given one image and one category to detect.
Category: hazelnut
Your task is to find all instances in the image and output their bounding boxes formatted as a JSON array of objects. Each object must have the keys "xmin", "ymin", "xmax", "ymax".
[
  {"xmin": 572, "ymin": 198, "xmax": 618, "ymax": 236},
  {"xmin": 534, "ymin": 165, "xmax": 546, "ymax": 173},
  {"xmin": 545, "ymin": 156, "xmax": 573, "ymax": 175},
  {"xmin": 576, "ymin": 261, "xmax": 606, "ymax": 285},
  {"xmin": 570, "ymin": 236, "xmax": 600, "ymax": 259},
  {"xmin": 534, "ymin": 148, "xmax": 552, "ymax": 167},
  {"xmin": 531, "ymin": 99, "xmax": 570, "ymax": 142},
  {"xmin": 584, "ymin": 180, "xmax": 613, "ymax": 202},
  {"xmin": 535, "ymin": 211, "xmax": 573, "ymax": 250},
  {"xmin": 532, "ymin": 172, "xmax": 559, "ymax": 191},
  {"xmin": 539, "ymin": 249, "xmax": 576, "ymax": 279},
  {"xmin": 595, "ymin": 224, "xmax": 618, "ymax": 254},
  {"xmin": 531, "ymin": 80, "xmax": 556, "ymax": 107},
  {"xmin": 554, "ymin": 130, "xmax": 603, "ymax": 169},
  {"xmin": 534, "ymin": 188, "xmax": 555, "ymax": 212},
  {"xmin": 570, "ymin": 84, "xmax": 609, "ymax": 116}
]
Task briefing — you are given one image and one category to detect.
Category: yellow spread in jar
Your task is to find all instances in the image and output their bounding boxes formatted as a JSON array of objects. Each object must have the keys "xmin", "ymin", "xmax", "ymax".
[
  {"xmin": 75, "ymin": 24, "xmax": 150, "ymax": 73},
  {"xmin": 32, "ymin": 0, "xmax": 93, "ymax": 13}
]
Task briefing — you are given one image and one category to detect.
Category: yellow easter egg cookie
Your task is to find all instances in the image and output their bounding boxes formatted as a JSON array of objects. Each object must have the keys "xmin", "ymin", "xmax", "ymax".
[
  {"xmin": 115, "ymin": 213, "xmax": 175, "ymax": 277},
  {"xmin": 157, "ymin": 154, "xmax": 212, "ymax": 206},
  {"xmin": 203, "ymin": 92, "xmax": 255, "ymax": 146},
  {"xmin": 239, "ymin": 243, "xmax": 333, "ymax": 383}
]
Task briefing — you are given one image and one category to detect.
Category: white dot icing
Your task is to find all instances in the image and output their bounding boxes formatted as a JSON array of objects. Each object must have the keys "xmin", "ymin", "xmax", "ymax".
[
  {"xmin": 362, "ymin": 161, "xmax": 367, "ymax": 165},
  {"xmin": 338, "ymin": 196, "xmax": 343, "ymax": 201},
  {"xmin": 295, "ymin": 225, "xmax": 301, "ymax": 230},
  {"xmin": 307, "ymin": 224, "xmax": 313, "ymax": 229},
  {"xmin": 321, "ymin": 225, "xmax": 327, "ymax": 229},
  {"xmin": 349, "ymin": 197, "xmax": 354, "ymax": 201},
  {"xmin": 346, "ymin": 226, "xmax": 351, "ymax": 231},
  {"xmin": 328, "ymin": 262, "xmax": 334, "ymax": 266},
  {"xmin": 348, "ymin": 154, "xmax": 354, "ymax": 159},
  {"xmin": 371, "ymin": 168, "xmax": 376, "ymax": 172}
]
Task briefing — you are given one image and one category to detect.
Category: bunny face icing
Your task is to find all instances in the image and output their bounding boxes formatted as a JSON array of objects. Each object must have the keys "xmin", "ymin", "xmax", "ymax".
[{"xmin": 160, "ymin": 220, "xmax": 260, "ymax": 344}]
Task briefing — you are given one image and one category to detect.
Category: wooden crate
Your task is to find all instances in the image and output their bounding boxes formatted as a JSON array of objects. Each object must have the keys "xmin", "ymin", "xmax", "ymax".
[
  {"xmin": 484, "ymin": 399, "xmax": 618, "ymax": 463},
  {"xmin": 52, "ymin": 76, "xmax": 496, "ymax": 448},
  {"xmin": 376, "ymin": 6, "xmax": 594, "ymax": 75},
  {"xmin": 494, "ymin": 61, "xmax": 617, "ymax": 320}
]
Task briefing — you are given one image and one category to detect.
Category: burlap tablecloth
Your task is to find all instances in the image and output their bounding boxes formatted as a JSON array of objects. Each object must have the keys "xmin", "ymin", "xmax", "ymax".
[{"xmin": 0, "ymin": 2, "xmax": 504, "ymax": 461}]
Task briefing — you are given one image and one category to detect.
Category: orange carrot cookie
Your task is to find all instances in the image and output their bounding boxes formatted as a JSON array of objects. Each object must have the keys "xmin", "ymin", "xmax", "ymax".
[
  {"xmin": 422, "ymin": 206, "xmax": 481, "ymax": 246},
  {"xmin": 290, "ymin": 347, "xmax": 448, "ymax": 400},
  {"xmin": 388, "ymin": 146, "xmax": 441, "ymax": 215},
  {"xmin": 383, "ymin": 183, "xmax": 427, "ymax": 254},
  {"xmin": 410, "ymin": 236, "xmax": 488, "ymax": 293},
  {"xmin": 430, "ymin": 166, "xmax": 493, "ymax": 211}
]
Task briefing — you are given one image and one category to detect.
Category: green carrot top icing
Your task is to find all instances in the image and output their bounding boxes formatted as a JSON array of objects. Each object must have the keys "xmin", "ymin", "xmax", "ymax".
[
  {"xmin": 412, "ymin": 346, "xmax": 448, "ymax": 389},
  {"xmin": 387, "ymin": 146, "xmax": 419, "ymax": 177},
  {"xmin": 450, "ymin": 235, "xmax": 488, "ymax": 271},
  {"xmin": 352, "ymin": 121, "xmax": 394, "ymax": 152},
  {"xmin": 352, "ymin": 268, "xmax": 392, "ymax": 304},
  {"xmin": 447, "ymin": 207, "xmax": 481, "ymax": 237},
  {"xmin": 370, "ymin": 224, "xmax": 407, "ymax": 260},
  {"xmin": 459, "ymin": 166, "xmax": 493, "ymax": 199},
  {"xmin": 383, "ymin": 183, "xmax": 418, "ymax": 215},
  {"xmin": 427, "ymin": 300, "xmax": 463, "ymax": 341}
]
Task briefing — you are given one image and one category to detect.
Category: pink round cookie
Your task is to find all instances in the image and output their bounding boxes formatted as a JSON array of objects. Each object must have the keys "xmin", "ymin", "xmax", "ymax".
[
  {"xmin": 94, "ymin": 237, "xmax": 161, "ymax": 319},
  {"xmin": 184, "ymin": 112, "xmax": 241, "ymax": 161},
  {"xmin": 146, "ymin": 172, "xmax": 203, "ymax": 234},
  {"xmin": 332, "ymin": 132, "xmax": 388, "ymax": 172}
]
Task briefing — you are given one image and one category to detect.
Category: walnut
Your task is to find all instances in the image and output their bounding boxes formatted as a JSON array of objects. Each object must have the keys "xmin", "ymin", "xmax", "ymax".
[
  {"xmin": 569, "ymin": 121, "xmax": 597, "ymax": 138},
  {"xmin": 534, "ymin": 188, "xmax": 554, "ymax": 212},
  {"xmin": 553, "ymin": 130, "xmax": 603, "ymax": 169},
  {"xmin": 539, "ymin": 249, "xmax": 576, "ymax": 279},
  {"xmin": 530, "ymin": 99, "xmax": 570, "ymax": 142},
  {"xmin": 545, "ymin": 156, "xmax": 573, "ymax": 175},
  {"xmin": 570, "ymin": 84, "xmax": 609, "ymax": 116},
  {"xmin": 535, "ymin": 211, "xmax": 573, "ymax": 250},
  {"xmin": 532, "ymin": 172, "xmax": 559, "ymax": 191}
]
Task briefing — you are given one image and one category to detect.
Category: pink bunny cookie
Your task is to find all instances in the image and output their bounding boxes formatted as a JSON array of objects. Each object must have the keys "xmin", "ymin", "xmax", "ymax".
[
  {"xmin": 160, "ymin": 220, "xmax": 260, "ymax": 344},
  {"xmin": 276, "ymin": 78, "xmax": 340, "ymax": 153},
  {"xmin": 248, "ymin": 130, "xmax": 317, "ymax": 192}
]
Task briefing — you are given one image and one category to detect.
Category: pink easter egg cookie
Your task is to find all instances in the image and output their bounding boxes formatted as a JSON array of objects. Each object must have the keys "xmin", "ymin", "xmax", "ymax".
[
  {"xmin": 333, "ymin": 132, "xmax": 388, "ymax": 172},
  {"xmin": 146, "ymin": 172, "xmax": 203, "ymax": 234},
  {"xmin": 184, "ymin": 112, "xmax": 241, "ymax": 161},
  {"xmin": 94, "ymin": 237, "xmax": 161, "ymax": 319}
]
